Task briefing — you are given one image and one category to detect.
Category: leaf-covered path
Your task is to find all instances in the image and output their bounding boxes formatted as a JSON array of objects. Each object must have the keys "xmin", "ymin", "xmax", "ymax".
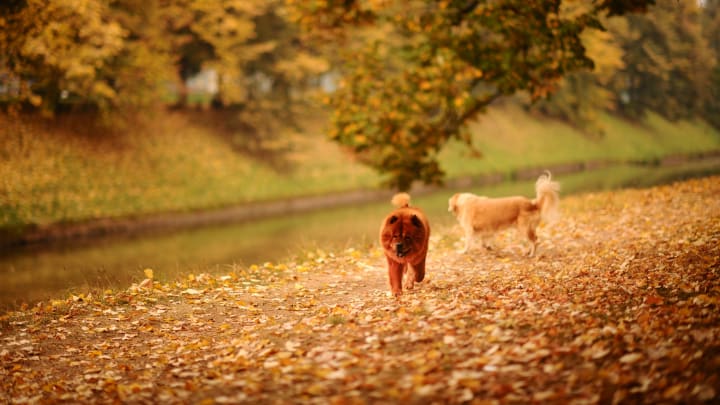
[{"xmin": 2, "ymin": 176, "xmax": 719, "ymax": 404}]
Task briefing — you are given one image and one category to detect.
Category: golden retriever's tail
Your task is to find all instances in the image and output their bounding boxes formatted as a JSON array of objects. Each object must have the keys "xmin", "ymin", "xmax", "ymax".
[
  {"xmin": 534, "ymin": 171, "xmax": 560, "ymax": 223},
  {"xmin": 391, "ymin": 192, "xmax": 411, "ymax": 208}
]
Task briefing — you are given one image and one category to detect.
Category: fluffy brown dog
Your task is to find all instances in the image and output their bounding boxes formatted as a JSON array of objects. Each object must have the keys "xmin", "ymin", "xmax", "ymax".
[
  {"xmin": 448, "ymin": 171, "xmax": 560, "ymax": 257},
  {"xmin": 379, "ymin": 193, "xmax": 430, "ymax": 297}
]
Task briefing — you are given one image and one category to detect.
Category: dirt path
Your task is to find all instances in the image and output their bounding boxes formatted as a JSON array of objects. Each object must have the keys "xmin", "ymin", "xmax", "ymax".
[{"xmin": 2, "ymin": 176, "xmax": 719, "ymax": 404}]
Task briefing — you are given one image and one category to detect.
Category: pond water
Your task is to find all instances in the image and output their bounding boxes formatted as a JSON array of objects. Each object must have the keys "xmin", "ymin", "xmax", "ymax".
[{"xmin": 2, "ymin": 161, "xmax": 719, "ymax": 310}]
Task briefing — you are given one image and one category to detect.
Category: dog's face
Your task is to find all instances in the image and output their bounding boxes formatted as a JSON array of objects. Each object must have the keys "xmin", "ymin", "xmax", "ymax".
[
  {"xmin": 448, "ymin": 193, "xmax": 460, "ymax": 215},
  {"xmin": 380, "ymin": 210, "xmax": 428, "ymax": 260}
]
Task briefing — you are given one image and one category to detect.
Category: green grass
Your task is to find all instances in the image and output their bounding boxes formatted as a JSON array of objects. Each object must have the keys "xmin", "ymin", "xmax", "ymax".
[
  {"xmin": 439, "ymin": 104, "xmax": 720, "ymax": 177},
  {"xmin": 0, "ymin": 110, "xmax": 379, "ymax": 229},
  {"xmin": 1, "ymin": 105, "xmax": 719, "ymax": 231}
]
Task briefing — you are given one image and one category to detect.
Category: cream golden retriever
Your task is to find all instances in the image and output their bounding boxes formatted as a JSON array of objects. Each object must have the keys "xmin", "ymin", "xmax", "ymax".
[{"xmin": 448, "ymin": 171, "xmax": 560, "ymax": 257}]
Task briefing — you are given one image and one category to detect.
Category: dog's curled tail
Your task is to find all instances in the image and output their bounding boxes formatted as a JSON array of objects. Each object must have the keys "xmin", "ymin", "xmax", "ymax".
[
  {"xmin": 391, "ymin": 192, "xmax": 411, "ymax": 208},
  {"xmin": 534, "ymin": 171, "xmax": 560, "ymax": 223}
]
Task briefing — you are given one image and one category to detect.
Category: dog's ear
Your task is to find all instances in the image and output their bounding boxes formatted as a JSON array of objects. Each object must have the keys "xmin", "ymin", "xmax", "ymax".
[
  {"xmin": 389, "ymin": 215, "xmax": 398, "ymax": 224},
  {"xmin": 411, "ymin": 215, "xmax": 423, "ymax": 228}
]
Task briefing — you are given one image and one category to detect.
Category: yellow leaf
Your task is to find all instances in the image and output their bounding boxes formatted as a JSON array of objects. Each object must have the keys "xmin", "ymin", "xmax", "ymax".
[
  {"xmin": 276, "ymin": 351, "xmax": 293, "ymax": 359},
  {"xmin": 143, "ymin": 268, "xmax": 154, "ymax": 280},
  {"xmin": 619, "ymin": 352, "xmax": 643, "ymax": 364},
  {"xmin": 663, "ymin": 384, "xmax": 683, "ymax": 399},
  {"xmin": 426, "ymin": 349, "xmax": 442, "ymax": 360},
  {"xmin": 306, "ymin": 383, "xmax": 326, "ymax": 395}
]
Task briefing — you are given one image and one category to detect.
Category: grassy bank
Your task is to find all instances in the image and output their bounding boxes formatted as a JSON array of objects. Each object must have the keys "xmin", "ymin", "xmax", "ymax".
[
  {"xmin": 2, "ymin": 105, "xmax": 719, "ymax": 232},
  {"xmin": 440, "ymin": 104, "xmax": 720, "ymax": 177}
]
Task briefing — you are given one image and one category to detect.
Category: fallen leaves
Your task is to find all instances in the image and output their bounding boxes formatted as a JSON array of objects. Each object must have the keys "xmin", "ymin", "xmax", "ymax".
[{"xmin": 1, "ymin": 176, "xmax": 720, "ymax": 403}]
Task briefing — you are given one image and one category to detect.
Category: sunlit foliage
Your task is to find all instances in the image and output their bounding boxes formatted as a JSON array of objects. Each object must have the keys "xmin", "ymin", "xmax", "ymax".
[
  {"xmin": 0, "ymin": 0, "xmax": 126, "ymax": 113},
  {"xmin": 532, "ymin": 2, "xmax": 627, "ymax": 136},
  {"xmin": 610, "ymin": 0, "xmax": 715, "ymax": 121},
  {"xmin": 700, "ymin": 0, "xmax": 720, "ymax": 129},
  {"xmin": 0, "ymin": 0, "xmax": 327, "ymax": 116},
  {"xmin": 288, "ymin": 0, "xmax": 655, "ymax": 189}
]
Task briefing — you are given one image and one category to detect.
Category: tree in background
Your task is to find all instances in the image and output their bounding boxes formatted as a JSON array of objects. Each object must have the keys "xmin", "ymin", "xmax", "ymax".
[
  {"xmin": 0, "ymin": 0, "xmax": 126, "ymax": 114},
  {"xmin": 109, "ymin": 0, "xmax": 179, "ymax": 111},
  {"xmin": 0, "ymin": 0, "xmax": 326, "ymax": 119},
  {"xmin": 288, "ymin": 0, "xmax": 655, "ymax": 190},
  {"xmin": 164, "ymin": 0, "xmax": 328, "ymax": 150},
  {"xmin": 701, "ymin": 0, "xmax": 720, "ymax": 129},
  {"xmin": 531, "ymin": 6, "xmax": 626, "ymax": 136},
  {"xmin": 534, "ymin": 0, "xmax": 719, "ymax": 134},
  {"xmin": 609, "ymin": 0, "xmax": 715, "ymax": 120},
  {"xmin": 168, "ymin": 0, "xmax": 277, "ymax": 108}
]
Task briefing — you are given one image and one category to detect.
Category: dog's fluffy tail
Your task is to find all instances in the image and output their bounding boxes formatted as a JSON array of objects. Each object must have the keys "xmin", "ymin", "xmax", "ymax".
[
  {"xmin": 534, "ymin": 171, "xmax": 560, "ymax": 223},
  {"xmin": 391, "ymin": 192, "xmax": 411, "ymax": 208}
]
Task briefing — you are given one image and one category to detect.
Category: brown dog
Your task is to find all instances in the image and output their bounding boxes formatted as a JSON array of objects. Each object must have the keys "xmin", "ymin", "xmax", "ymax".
[
  {"xmin": 379, "ymin": 193, "xmax": 430, "ymax": 297},
  {"xmin": 448, "ymin": 171, "xmax": 560, "ymax": 257}
]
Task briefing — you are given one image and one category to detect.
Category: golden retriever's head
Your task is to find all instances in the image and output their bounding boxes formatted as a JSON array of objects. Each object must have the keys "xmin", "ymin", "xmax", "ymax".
[
  {"xmin": 448, "ymin": 193, "xmax": 472, "ymax": 216},
  {"xmin": 448, "ymin": 193, "xmax": 460, "ymax": 214}
]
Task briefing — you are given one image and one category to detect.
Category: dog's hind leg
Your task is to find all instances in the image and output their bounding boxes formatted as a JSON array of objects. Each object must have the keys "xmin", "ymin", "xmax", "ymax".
[
  {"xmin": 517, "ymin": 215, "xmax": 539, "ymax": 257},
  {"xmin": 480, "ymin": 234, "xmax": 493, "ymax": 251},
  {"xmin": 525, "ymin": 227, "xmax": 538, "ymax": 257}
]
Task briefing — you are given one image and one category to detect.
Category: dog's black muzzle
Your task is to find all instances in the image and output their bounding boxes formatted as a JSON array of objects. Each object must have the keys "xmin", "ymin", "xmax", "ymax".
[{"xmin": 396, "ymin": 242, "xmax": 408, "ymax": 258}]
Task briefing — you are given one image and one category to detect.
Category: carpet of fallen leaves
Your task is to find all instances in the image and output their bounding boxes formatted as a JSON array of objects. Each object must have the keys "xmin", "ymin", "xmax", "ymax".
[{"xmin": 2, "ymin": 176, "xmax": 720, "ymax": 404}]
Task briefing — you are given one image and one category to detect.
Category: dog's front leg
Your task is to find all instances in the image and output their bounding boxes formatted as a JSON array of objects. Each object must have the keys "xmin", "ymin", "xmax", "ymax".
[
  {"xmin": 526, "ymin": 227, "xmax": 537, "ymax": 257},
  {"xmin": 405, "ymin": 266, "xmax": 415, "ymax": 290},
  {"xmin": 461, "ymin": 227, "xmax": 473, "ymax": 253},
  {"xmin": 405, "ymin": 259, "xmax": 425, "ymax": 290},
  {"xmin": 387, "ymin": 258, "xmax": 404, "ymax": 297}
]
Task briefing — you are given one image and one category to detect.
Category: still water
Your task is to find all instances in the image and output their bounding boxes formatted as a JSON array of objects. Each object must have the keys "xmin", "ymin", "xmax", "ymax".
[{"xmin": 2, "ymin": 162, "xmax": 719, "ymax": 310}]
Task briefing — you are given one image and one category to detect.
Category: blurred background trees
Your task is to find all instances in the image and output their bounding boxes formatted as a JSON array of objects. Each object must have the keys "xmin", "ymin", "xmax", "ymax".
[
  {"xmin": 0, "ymin": 0, "xmax": 326, "ymax": 116},
  {"xmin": 1, "ymin": 0, "xmax": 718, "ymax": 189}
]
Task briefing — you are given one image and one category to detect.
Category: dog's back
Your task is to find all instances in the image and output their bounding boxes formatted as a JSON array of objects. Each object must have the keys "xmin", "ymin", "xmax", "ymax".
[{"xmin": 465, "ymin": 195, "xmax": 535, "ymax": 232}]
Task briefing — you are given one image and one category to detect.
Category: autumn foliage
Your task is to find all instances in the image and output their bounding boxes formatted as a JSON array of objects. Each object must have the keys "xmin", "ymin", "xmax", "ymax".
[
  {"xmin": 2, "ymin": 176, "xmax": 718, "ymax": 403},
  {"xmin": 288, "ymin": 0, "xmax": 657, "ymax": 189},
  {"xmin": 0, "ymin": 0, "xmax": 326, "ymax": 114}
]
